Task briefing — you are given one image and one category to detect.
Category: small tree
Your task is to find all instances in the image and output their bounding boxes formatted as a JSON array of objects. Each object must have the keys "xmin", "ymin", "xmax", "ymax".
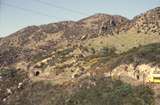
[
  {"xmin": 90, "ymin": 48, "xmax": 96, "ymax": 54},
  {"xmin": 100, "ymin": 47, "xmax": 116, "ymax": 57}
]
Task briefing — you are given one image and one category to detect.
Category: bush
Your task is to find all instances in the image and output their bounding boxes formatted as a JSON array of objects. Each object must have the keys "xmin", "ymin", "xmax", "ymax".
[
  {"xmin": 66, "ymin": 78, "xmax": 155, "ymax": 105},
  {"xmin": 135, "ymin": 85, "xmax": 155, "ymax": 105},
  {"xmin": 99, "ymin": 47, "xmax": 116, "ymax": 57},
  {"xmin": 5, "ymin": 77, "xmax": 155, "ymax": 105}
]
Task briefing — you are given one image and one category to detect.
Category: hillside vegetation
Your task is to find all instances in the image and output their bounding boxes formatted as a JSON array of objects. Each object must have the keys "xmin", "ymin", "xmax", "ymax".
[
  {"xmin": 3, "ymin": 77, "xmax": 155, "ymax": 105},
  {"xmin": 0, "ymin": 7, "xmax": 160, "ymax": 105}
]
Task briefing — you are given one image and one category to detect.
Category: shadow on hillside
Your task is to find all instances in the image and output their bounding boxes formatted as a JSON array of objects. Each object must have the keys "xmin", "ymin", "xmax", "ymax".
[{"xmin": 107, "ymin": 43, "xmax": 160, "ymax": 70}]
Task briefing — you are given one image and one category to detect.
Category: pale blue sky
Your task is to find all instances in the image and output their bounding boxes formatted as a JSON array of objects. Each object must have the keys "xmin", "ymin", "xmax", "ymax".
[{"xmin": 0, "ymin": 0, "xmax": 160, "ymax": 37}]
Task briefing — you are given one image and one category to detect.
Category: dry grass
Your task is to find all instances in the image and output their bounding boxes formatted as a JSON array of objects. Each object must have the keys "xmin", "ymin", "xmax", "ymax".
[{"xmin": 84, "ymin": 31, "xmax": 160, "ymax": 53}]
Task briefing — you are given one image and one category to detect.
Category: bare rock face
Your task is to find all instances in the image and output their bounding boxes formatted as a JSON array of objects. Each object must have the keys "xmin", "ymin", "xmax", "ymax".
[{"xmin": 112, "ymin": 63, "xmax": 160, "ymax": 84}]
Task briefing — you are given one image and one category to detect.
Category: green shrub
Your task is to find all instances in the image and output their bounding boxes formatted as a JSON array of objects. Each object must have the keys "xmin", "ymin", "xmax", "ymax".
[
  {"xmin": 135, "ymin": 85, "xmax": 155, "ymax": 105},
  {"xmin": 99, "ymin": 47, "xmax": 116, "ymax": 57}
]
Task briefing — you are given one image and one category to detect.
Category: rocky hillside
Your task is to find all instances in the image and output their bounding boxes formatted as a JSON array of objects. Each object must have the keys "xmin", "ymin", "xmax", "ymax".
[
  {"xmin": 131, "ymin": 7, "xmax": 160, "ymax": 35},
  {"xmin": 0, "ymin": 15, "xmax": 129, "ymax": 48},
  {"xmin": 0, "ymin": 7, "xmax": 160, "ymax": 105},
  {"xmin": 0, "ymin": 7, "xmax": 159, "ymax": 64}
]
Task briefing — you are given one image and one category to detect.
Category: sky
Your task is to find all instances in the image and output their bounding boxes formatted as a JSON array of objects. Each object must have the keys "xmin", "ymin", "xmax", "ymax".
[{"xmin": 0, "ymin": 0, "xmax": 160, "ymax": 37}]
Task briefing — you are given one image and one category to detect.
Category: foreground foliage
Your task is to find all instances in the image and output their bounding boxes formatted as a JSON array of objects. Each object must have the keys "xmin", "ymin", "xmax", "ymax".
[{"xmin": 5, "ymin": 77, "xmax": 154, "ymax": 105}]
